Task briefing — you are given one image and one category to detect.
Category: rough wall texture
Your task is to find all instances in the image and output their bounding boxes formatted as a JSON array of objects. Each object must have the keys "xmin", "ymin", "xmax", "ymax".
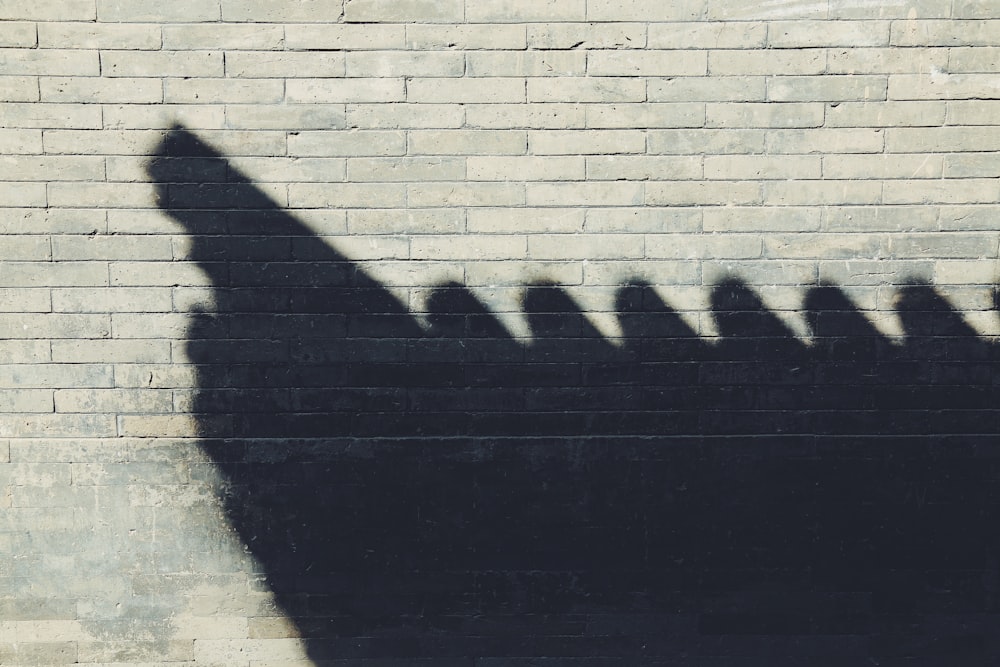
[{"xmin": 2, "ymin": 1, "xmax": 1000, "ymax": 665}]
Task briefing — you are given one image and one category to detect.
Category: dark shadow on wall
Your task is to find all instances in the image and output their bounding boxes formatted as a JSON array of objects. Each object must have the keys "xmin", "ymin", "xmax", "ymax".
[{"xmin": 150, "ymin": 126, "xmax": 1000, "ymax": 665}]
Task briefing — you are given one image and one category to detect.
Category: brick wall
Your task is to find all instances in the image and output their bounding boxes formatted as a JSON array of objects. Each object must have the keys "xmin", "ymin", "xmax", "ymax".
[{"xmin": 2, "ymin": 1, "xmax": 1000, "ymax": 664}]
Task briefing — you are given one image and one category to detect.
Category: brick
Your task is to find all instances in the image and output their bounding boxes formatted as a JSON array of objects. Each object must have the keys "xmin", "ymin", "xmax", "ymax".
[
  {"xmin": 592, "ymin": 50, "xmax": 706, "ymax": 77},
  {"xmin": 709, "ymin": 49, "xmax": 825, "ymax": 75},
  {"xmin": 0, "ymin": 76, "xmax": 38, "ymax": 102},
  {"xmin": 76, "ymin": 640, "xmax": 194, "ymax": 663},
  {"xmin": 586, "ymin": 207, "xmax": 701, "ymax": 233},
  {"xmin": 0, "ymin": 288, "xmax": 50, "ymax": 312},
  {"xmin": 224, "ymin": 0, "xmax": 342, "ymax": 21},
  {"xmin": 947, "ymin": 100, "xmax": 1000, "ymax": 124},
  {"xmin": 117, "ymin": 414, "xmax": 221, "ymax": 437},
  {"xmin": 287, "ymin": 78, "xmax": 404, "ymax": 103},
  {"xmin": 0, "ymin": 262, "xmax": 108, "ymax": 287},
  {"xmin": 348, "ymin": 209, "xmax": 465, "ymax": 234},
  {"xmin": 0, "ymin": 236, "xmax": 50, "ymax": 260},
  {"xmin": 409, "ymin": 77, "xmax": 525, "ymax": 103},
  {"xmin": 882, "ymin": 232, "xmax": 998, "ymax": 258},
  {"xmin": 288, "ymin": 182, "xmax": 407, "ymax": 208},
  {"xmin": 103, "ymin": 104, "xmax": 225, "ymax": 130},
  {"xmin": 98, "ymin": 0, "xmax": 219, "ymax": 20},
  {"xmin": 55, "ymin": 388, "xmax": 173, "ymax": 413},
  {"xmin": 406, "ymin": 23, "xmax": 526, "ymax": 49},
  {"xmin": 348, "ymin": 157, "xmax": 464, "ymax": 182},
  {"xmin": 0, "ymin": 642, "xmax": 78, "ymax": 664},
  {"xmin": 2, "ymin": 414, "xmax": 116, "ymax": 438},
  {"xmin": 0, "ymin": 155, "xmax": 104, "ymax": 181},
  {"xmin": 887, "ymin": 126, "xmax": 1000, "ymax": 152},
  {"xmin": 286, "ymin": 24, "xmax": 404, "ymax": 49},
  {"xmin": 102, "ymin": 51, "xmax": 223, "ymax": 78},
  {"xmin": 706, "ymin": 102, "xmax": 822, "ymax": 128},
  {"xmin": 888, "ymin": 72, "xmax": 1000, "ymax": 100},
  {"xmin": 0, "ymin": 183, "xmax": 46, "ymax": 206},
  {"xmin": 529, "ymin": 232, "xmax": 645, "ymax": 260},
  {"xmin": 763, "ymin": 180, "xmax": 883, "ymax": 205},
  {"xmin": 648, "ymin": 129, "xmax": 766, "ymax": 155},
  {"xmin": 953, "ymin": 0, "xmax": 997, "ymax": 19},
  {"xmin": 704, "ymin": 1, "xmax": 826, "ymax": 19},
  {"xmin": 0, "ymin": 128, "xmax": 41, "ymax": 153},
  {"xmin": 763, "ymin": 234, "xmax": 881, "ymax": 259},
  {"xmin": 528, "ymin": 22, "xmax": 644, "ymax": 48},
  {"xmin": 0, "ymin": 390, "xmax": 53, "ymax": 412},
  {"xmin": 38, "ymin": 22, "xmax": 160, "ymax": 49},
  {"xmin": 0, "ymin": 0, "xmax": 95, "ymax": 20},
  {"xmin": 227, "ymin": 51, "xmax": 344, "ymax": 78},
  {"xmin": 525, "ymin": 181, "xmax": 644, "ymax": 206},
  {"xmin": 949, "ymin": 46, "xmax": 1000, "ymax": 72},
  {"xmin": 0, "ymin": 208, "xmax": 105, "ymax": 235},
  {"xmin": 289, "ymin": 130, "xmax": 405, "ymax": 156},
  {"xmin": 527, "ymin": 77, "xmax": 644, "ymax": 103},
  {"xmin": 768, "ymin": 75, "xmax": 888, "ymax": 102},
  {"xmin": 411, "ymin": 235, "xmax": 526, "ymax": 260},
  {"xmin": 529, "ymin": 129, "xmax": 644, "ymax": 155},
  {"xmin": 41, "ymin": 77, "xmax": 161, "ymax": 104},
  {"xmin": 47, "ymin": 183, "xmax": 158, "ymax": 209},
  {"xmin": 52, "ymin": 287, "xmax": 172, "ymax": 313},
  {"xmin": 0, "ymin": 313, "xmax": 110, "ymax": 339},
  {"xmin": 223, "ymin": 156, "xmax": 345, "ymax": 183},
  {"xmin": 648, "ymin": 76, "xmax": 766, "ymax": 102},
  {"xmin": 829, "ymin": 0, "xmax": 948, "ymax": 18},
  {"xmin": 468, "ymin": 208, "xmax": 583, "ymax": 233},
  {"xmin": 345, "ymin": 0, "xmax": 463, "ymax": 22},
  {"xmin": 645, "ymin": 234, "xmax": 762, "ymax": 259},
  {"xmin": 705, "ymin": 155, "xmax": 820, "ymax": 180},
  {"xmin": 469, "ymin": 156, "xmax": 584, "ymax": 181},
  {"xmin": 468, "ymin": 51, "xmax": 585, "ymax": 77},
  {"xmin": 824, "ymin": 100, "xmax": 947, "ymax": 127},
  {"xmin": 408, "ymin": 182, "xmax": 524, "ymax": 207},
  {"xmin": 891, "ymin": 19, "xmax": 1000, "ymax": 46},
  {"xmin": 646, "ymin": 180, "xmax": 762, "ymax": 206},
  {"xmin": 0, "ymin": 103, "xmax": 102, "ymax": 130},
  {"xmin": 0, "ymin": 22, "xmax": 35, "ymax": 47},
  {"xmin": 52, "ymin": 235, "xmax": 172, "ymax": 261},
  {"xmin": 466, "ymin": 104, "xmax": 586, "ymax": 129},
  {"xmin": 410, "ymin": 130, "xmax": 526, "ymax": 155},
  {"xmin": 110, "ymin": 262, "xmax": 212, "ymax": 287},
  {"xmin": 165, "ymin": 78, "xmax": 283, "ymax": 104},
  {"xmin": 821, "ymin": 206, "xmax": 938, "ymax": 232},
  {"xmin": 704, "ymin": 207, "xmax": 820, "ymax": 232},
  {"xmin": 469, "ymin": 0, "xmax": 585, "ymax": 22},
  {"xmin": 0, "ymin": 365, "xmax": 113, "ymax": 388},
  {"xmin": 164, "ymin": 24, "xmax": 281, "ymax": 50},
  {"xmin": 766, "ymin": 128, "xmax": 885, "ymax": 154},
  {"xmin": 828, "ymin": 47, "xmax": 949, "ymax": 74},
  {"xmin": 648, "ymin": 21, "xmax": 766, "ymax": 48},
  {"xmin": 0, "ymin": 342, "xmax": 48, "ymax": 364},
  {"xmin": 882, "ymin": 178, "xmax": 1000, "ymax": 204},
  {"xmin": 768, "ymin": 20, "xmax": 890, "ymax": 47},
  {"xmin": 587, "ymin": 155, "xmax": 701, "ymax": 180},
  {"xmin": 588, "ymin": 0, "xmax": 703, "ymax": 21},
  {"xmin": 944, "ymin": 153, "xmax": 1000, "ymax": 177},
  {"xmin": 226, "ymin": 104, "xmax": 345, "ymax": 130},
  {"xmin": 824, "ymin": 154, "xmax": 943, "ymax": 179},
  {"xmin": 346, "ymin": 103, "xmax": 464, "ymax": 129},
  {"xmin": 586, "ymin": 103, "xmax": 703, "ymax": 129}
]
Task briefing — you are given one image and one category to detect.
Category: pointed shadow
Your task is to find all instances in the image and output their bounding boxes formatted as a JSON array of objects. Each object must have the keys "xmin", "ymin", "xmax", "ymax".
[{"xmin": 150, "ymin": 126, "xmax": 1000, "ymax": 665}]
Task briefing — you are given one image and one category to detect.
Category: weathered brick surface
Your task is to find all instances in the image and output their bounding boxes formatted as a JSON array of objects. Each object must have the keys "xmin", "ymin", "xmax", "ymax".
[{"xmin": 2, "ymin": 1, "xmax": 1000, "ymax": 665}]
